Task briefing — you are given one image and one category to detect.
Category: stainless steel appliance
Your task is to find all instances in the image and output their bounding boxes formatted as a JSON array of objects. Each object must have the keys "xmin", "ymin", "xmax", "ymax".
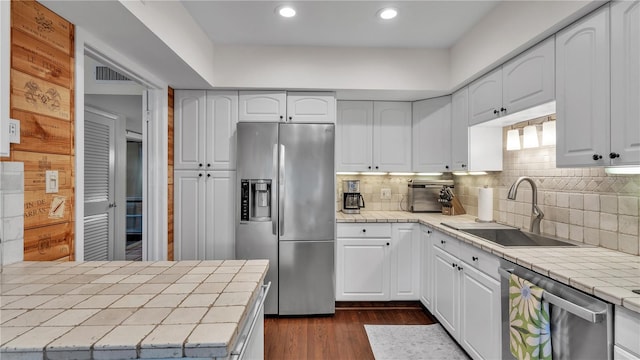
[
  {"xmin": 408, "ymin": 179, "xmax": 454, "ymax": 212},
  {"xmin": 498, "ymin": 260, "xmax": 613, "ymax": 360},
  {"xmin": 342, "ymin": 180, "xmax": 364, "ymax": 214},
  {"xmin": 236, "ymin": 122, "xmax": 335, "ymax": 316}
]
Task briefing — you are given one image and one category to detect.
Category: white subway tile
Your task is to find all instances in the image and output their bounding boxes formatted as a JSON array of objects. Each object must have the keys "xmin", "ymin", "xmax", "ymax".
[
  {"xmin": 619, "ymin": 216, "xmax": 639, "ymax": 236},
  {"xmin": 600, "ymin": 213, "xmax": 618, "ymax": 232},
  {"xmin": 569, "ymin": 209, "xmax": 584, "ymax": 226},
  {"xmin": 557, "ymin": 193, "xmax": 569, "ymax": 208},
  {"xmin": 619, "ymin": 196, "xmax": 639, "ymax": 216},
  {"xmin": 599, "ymin": 230, "xmax": 618, "ymax": 250},
  {"xmin": 569, "ymin": 225, "xmax": 584, "ymax": 242},
  {"xmin": 584, "ymin": 194, "xmax": 600, "ymax": 211},
  {"xmin": 583, "ymin": 228, "xmax": 600, "ymax": 246},
  {"xmin": 600, "ymin": 195, "xmax": 618, "ymax": 214},
  {"xmin": 584, "ymin": 211, "xmax": 600, "ymax": 228},
  {"xmin": 618, "ymin": 234, "xmax": 639, "ymax": 255},
  {"xmin": 569, "ymin": 193, "xmax": 584, "ymax": 209},
  {"xmin": 556, "ymin": 223, "xmax": 569, "ymax": 239}
]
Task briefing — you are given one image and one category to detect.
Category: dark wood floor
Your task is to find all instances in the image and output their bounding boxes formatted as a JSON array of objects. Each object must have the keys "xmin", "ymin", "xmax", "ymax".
[{"xmin": 264, "ymin": 302, "xmax": 438, "ymax": 360}]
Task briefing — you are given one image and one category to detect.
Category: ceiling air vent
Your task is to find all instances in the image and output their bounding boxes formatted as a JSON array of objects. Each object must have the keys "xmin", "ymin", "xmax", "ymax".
[{"xmin": 95, "ymin": 66, "xmax": 132, "ymax": 82}]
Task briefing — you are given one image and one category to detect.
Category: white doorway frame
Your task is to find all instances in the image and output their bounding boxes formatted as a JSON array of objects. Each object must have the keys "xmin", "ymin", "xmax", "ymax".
[{"xmin": 75, "ymin": 27, "xmax": 168, "ymax": 261}]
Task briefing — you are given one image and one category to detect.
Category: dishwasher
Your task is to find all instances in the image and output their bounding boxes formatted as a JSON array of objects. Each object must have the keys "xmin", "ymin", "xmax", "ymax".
[{"xmin": 498, "ymin": 260, "xmax": 613, "ymax": 360}]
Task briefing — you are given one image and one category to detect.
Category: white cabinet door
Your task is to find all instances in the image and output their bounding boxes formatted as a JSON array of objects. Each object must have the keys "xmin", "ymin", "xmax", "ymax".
[
  {"xmin": 450, "ymin": 87, "xmax": 469, "ymax": 172},
  {"xmin": 419, "ymin": 227, "xmax": 433, "ymax": 310},
  {"xmin": 556, "ymin": 5, "xmax": 610, "ymax": 167},
  {"xmin": 432, "ymin": 245, "xmax": 459, "ymax": 338},
  {"xmin": 336, "ymin": 238, "xmax": 390, "ymax": 301},
  {"xmin": 205, "ymin": 171, "xmax": 236, "ymax": 260},
  {"xmin": 615, "ymin": 345, "xmax": 640, "ymax": 360},
  {"xmin": 239, "ymin": 91, "xmax": 286, "ymax": 122},
  {"xmin": 206, "ymin": 91, "xmax": 238, "ymax": 170},
  {"xmin": 174, "ymin": 171, "xmax": 206, "ymax": 260},
  {"xmin": 286, "ymin": 92, "xmax": 336, "ymax": 123},
  {"xmin": 459, "ymin": 264, "xmax": 501, "ymax": 360},
  {"xmin": 502, "ymin": 37, "xmax": 555, "ymax": 115},
  {"xmin": 336, "ymin": 101, "xmax": 374, "ymax": 172},
  {"xmin": 468, "ymin": 68, "xmax": 503, "ymax": 125},
  {"xmin": 390, "ymin": 223, "xmax": 420, "ymax": 300},
  {"xmin": 174, "ymin": 90, "xmax": 206, "ymax": 170},
  {"xmin": 412, "ymin": 96, "xmax": 452, "ymax": 173},
  {"xmin": 373, "ymin": 102, "xmax": 412, "ymax": 172},
  {"xmin": 611, "ymin": 1, "xmax": 640, "ymax": 166}
]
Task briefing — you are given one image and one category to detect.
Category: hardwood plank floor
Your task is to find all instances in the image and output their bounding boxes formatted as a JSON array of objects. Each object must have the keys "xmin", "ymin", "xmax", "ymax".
[{"xmin": 265, "ymin": 302, "xmax": 437, "ymax": 360}]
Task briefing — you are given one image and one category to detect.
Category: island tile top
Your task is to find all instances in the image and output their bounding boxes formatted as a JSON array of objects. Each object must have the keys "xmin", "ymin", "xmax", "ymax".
[{"xmin": 0, "ymin": 259, "xmax": 268, "ymax": 360}]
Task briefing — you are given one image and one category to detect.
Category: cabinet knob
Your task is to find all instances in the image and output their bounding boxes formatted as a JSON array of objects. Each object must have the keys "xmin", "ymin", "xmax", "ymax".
[
  {"xmin": 199, "ymin": 163, "xmax": 203, "ymax": 167},
  {"xmin": 493, "ymin": 109, "xmax": 499, "ymax": 115},
  {"xmin": 441, "ymin": 240, "xmax": 446, "ymax": 245},
  {"xmin": 452, "ymin": 263, "xmax": 456, "ymax": 268},
  {"xmin": 472, "ymin": 256, "xmax": 478, "ymax": 262},
  {"xmin": 386, "ymin": 242, "xmax": 390, "ymax": 246},
  {"xmin": 207, "ymin": 173, "xmax": 211, "ymax": 178},
  {"xmin": 280, "ymin": 115, "xmax": 283, "ymax": 120},
  {"xmin": 445, "ymin": 165, "xmax": 449, "ymax": 169},
  {"xmin": 198, "ymin": 173, "xmax": 203, "ymax": 177},
  {"xmin": 375, "ymin": 166, "xmax": 379, "ymax": 170},
  {"xmin": 362, "ymin": 229, "xmax": 366, "ymax": 233},
  {"xmin": 500, "ymin": 107, "xmax": 507, "ymax": 113},
  {"xmin": 457, "ymin": 266, "xmax": 463, "ymax": 271},
  {"xmin": 207, "ymin": 163, "xmax": 211, "ymax": 167},
  {"xmin": 592, "ymin": 154, "xmax": 603, "ymax": 161},
  {"xmin": 461, "ymin": 164, "xmax": 466, "ymax": 168},
  {"xmin": 288, "ymin": 116, "xmax": 292, "ymax": 121},
  {"xmin": 609, "ymin": 152, "xmax": 620, "ymax": 159},
  {"xmin": 368, "ymin": 166, "xmax": 372, "ymax": 170},
  {"xmin": 427, "ymin": 230, "xmax": 432, "ymax": 234}
]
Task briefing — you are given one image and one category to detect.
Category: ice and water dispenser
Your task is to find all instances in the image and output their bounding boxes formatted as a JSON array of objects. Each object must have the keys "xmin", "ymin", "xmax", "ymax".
[{"xmin": 240, "ymin": 179, "xmax": 272, "ymax": 222}]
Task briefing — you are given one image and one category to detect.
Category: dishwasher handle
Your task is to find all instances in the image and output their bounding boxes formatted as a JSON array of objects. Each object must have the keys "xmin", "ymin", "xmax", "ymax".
[
  {"xmin": 230, "ymin": 282, "xmax": 271, "ymax": 360},
  {"xmin": 498, "ymin": 267, "xmax": 606, "ymax": 323}
]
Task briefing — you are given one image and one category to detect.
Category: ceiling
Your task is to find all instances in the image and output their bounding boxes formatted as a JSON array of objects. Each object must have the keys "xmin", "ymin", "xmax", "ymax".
[{"xmin": 181, "ymin": 1, "xmax": 501, "ymax": 49}]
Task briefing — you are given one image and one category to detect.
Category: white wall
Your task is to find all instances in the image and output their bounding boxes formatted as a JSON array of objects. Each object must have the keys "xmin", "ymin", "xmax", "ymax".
[
  {"xmin": 450, "ymin": 0, "xmax": 604, "ymax": 88},
  {"xmin": 212, "ymin": 45, "xmax": 450, "ymax": 93},
  {"xmin": 85, "ymin": 95, "xmax": 143, "ymax": 134},
  {"xmin": 119, "ymin": 0, "xmax": 216, "ymax": 87}
]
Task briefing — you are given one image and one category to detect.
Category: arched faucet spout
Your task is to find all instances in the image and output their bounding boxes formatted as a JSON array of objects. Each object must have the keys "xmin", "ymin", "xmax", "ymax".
[{"xmin": 507, "ymin": 177, "xmax": 544, "ymax": 234}]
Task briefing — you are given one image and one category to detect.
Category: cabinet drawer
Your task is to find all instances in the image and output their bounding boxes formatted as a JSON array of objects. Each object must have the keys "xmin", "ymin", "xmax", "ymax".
[
  {"xmin": 459, "ymin": 242, "xmax": 500, "ymax": 280},
  {"xmin": 616, "ymin": 306, "xmax": 640, "ymax": 356},
  {"xmin": 337, "ymin": 223, "xmax": 392, "ymax": 238},
  {"xmin": 431, "ymin": 231, "xmax": 460, "ymax": 258}
]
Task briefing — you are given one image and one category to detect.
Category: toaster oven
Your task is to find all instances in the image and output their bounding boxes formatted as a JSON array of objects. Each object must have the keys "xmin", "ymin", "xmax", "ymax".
[{"xmin": 407, "ymin": 179, "xmax": 454, "ymax": 212}]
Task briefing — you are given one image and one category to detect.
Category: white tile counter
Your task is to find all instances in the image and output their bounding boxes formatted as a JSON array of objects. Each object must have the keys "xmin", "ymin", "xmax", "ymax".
[
  {"xmin": 0, "ymin": 259, "xmax": 268, "ymax": 360},
  {"xmin": 338, "ymin": 210, "xmax": 640, "ymax": 314}
]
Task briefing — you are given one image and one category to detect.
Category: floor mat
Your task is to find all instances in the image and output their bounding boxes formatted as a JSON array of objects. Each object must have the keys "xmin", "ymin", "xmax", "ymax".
[{"xmin": 364, "ymin": 324, "xmax": 470, "ymax": 360}]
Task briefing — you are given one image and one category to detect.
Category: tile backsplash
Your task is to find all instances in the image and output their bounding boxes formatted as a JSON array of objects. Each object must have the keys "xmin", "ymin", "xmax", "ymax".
[{"xmin": 455, "ymin": 128, "xmax": 640, "ymax": 255}]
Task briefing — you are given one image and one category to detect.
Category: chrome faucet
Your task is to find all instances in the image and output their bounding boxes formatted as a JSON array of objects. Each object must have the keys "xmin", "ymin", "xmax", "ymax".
[{"xmin": 507, "ymin": 176, "xmax": 544, "ymax": 234}]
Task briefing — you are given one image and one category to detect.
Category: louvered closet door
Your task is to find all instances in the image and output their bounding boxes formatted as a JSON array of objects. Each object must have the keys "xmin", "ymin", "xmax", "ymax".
[{"xmin": 84, "ymin": 107, "xmax": 116, "ymax": 261}]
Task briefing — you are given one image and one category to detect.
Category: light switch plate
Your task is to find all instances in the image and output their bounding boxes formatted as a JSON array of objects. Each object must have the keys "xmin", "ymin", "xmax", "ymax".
[
  {"xmin": 381, "ymin": 188, "xmax": 392, "ymax": 200},
  {"xmin": 8, "ymin": 118, "xmax": 20, "ymax": 144},
  {"xmin": 45, "ymin": 170, "xmax": 59, "ymax": 193}
]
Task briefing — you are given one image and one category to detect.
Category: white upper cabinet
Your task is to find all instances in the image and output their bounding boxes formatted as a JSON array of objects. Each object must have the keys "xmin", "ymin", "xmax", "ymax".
[
  {"xmin": 611, "ymin": 0, "xmax": 640, "ymax": 166},
  {"xmin": 336, "ymin": 101, "xmax": 411, "ymax": 172},
  {"xmin": 468, "ymin": 68, "xmax": 503, "ymax": 125},
  {"xmin": 174, "ymin": 90, "xmax": 206, "ymax": 171},
  {"xmin": 206, "ymin": 91, "xmax": 238, "ymax": 170},
  {"xmin": 239, "ymin": 91, "xmax": 287, "ymax": 122},
  {"xmin": 286, "ymin": 92, "xmax": 336, "ymax": 123},
  {"xmin": 502, "ymin": 36, "xmax": 556, "ymax": 115},
  {"xmin": 412, "ymin": 96, "xmax": 452, "ymax": 172},
  {"xmin": 556, "ymin": 5, "xmax": 610, "ymax": 167},
  {"xmin": 373, "ymin": 101, "xmax": 412, "ymax": 172},
  {"xmin": 336, "ymin": 101, "xmax": 374, "ymax": 172},
  {"xmin": 450, "ymin": 88, "xmax": 469, "ymax": 171},
  {"xmin": 174, "ymin": 90, "xmax": 238, "ymax": 171}
]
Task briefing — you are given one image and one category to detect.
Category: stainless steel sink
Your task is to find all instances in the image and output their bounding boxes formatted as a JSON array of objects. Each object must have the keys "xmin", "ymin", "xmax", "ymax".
[{"xmin": 441, "ymin": 222, "xmax": 577, "ymax": 247}]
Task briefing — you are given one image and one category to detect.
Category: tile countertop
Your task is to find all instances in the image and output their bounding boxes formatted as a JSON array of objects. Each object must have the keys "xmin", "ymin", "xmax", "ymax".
[
  {"xmin": 0, "ymin": 259, "xmax": 268, "ymax": 360},
  {"xmin": 337, "ymin": 210, "xmax": 640, "ymax": 314}
]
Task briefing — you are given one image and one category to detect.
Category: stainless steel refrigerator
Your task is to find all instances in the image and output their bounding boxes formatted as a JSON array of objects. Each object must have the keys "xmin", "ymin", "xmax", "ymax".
[{"xmin": 236, "ymin": 122, "xmax": 335, "ymax": 316}]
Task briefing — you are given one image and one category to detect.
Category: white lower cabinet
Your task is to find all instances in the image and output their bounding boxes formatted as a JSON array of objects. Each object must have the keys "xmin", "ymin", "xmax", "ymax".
[
  {"xmin": 419, "ymin": 227, "xmax": 433, "ymax": 309},
  {"xmin": 615, "ymin": 306, "xmax": 640, "ymax": 360},
  {"xmin": 336, "ymin": 223, "xmax": 419, "ymax": 301},
  {"xmin": 430, "ymin": 229, "xmax": 501, "ymax": 360},
  {"xmin": 174, "ymin": 170, "xmax": 236, "ymax": 261}
]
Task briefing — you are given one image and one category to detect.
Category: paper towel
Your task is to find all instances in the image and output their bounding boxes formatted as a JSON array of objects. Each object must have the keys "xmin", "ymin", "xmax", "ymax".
[{"xmin": 477, "ymin": 187, "xmax": 493, "ymax": 222}]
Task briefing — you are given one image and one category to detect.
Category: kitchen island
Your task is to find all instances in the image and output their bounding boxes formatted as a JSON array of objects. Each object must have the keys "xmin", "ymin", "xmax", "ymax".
[
  {"xmin": 0, "ymin": 259, "xmax": 268, "ymax": 360},
  {"xmin": 337, "ymin": 210, "xmax": 640, "ymax": 314}
]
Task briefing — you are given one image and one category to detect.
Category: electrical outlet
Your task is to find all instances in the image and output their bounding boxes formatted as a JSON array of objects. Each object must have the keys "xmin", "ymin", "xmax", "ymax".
[
  {"xmin": 381, "ymin": 188, "xmax": 392, "ymax": 200},
  {"xmin": 8, "ymin": 119, "xmax": 20, "ymax": 144}
]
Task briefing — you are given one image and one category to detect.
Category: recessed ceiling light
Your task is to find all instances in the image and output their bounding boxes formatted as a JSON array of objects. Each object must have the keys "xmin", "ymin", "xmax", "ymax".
[
  {"xmin": 377, "ymin": 8, "xmax": 398, "ymax": 20},
  {"xmin": 277, "ymin": 6, "xmax": 296, "ymax": 18}
]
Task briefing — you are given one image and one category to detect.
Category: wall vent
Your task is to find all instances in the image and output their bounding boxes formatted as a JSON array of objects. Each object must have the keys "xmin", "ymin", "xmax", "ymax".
[{"xmin": 95, "ymin": 66, "xmax": 132, "ymax": 82}]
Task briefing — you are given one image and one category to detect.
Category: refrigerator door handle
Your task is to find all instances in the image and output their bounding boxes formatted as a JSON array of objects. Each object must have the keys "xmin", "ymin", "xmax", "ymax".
[
  {"xmin": 279, "ymin": 144, "xmax": 285, "ymax": 236},
  {"xmin": 272, "ymin": 144, "xmax": 278, "ymax": 235}
]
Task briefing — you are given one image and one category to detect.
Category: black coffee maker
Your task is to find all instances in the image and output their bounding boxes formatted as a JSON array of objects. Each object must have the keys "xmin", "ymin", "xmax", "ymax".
[{"xmin": 342, "ymin": 180, "xmax": 365, "ymax": 214}]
